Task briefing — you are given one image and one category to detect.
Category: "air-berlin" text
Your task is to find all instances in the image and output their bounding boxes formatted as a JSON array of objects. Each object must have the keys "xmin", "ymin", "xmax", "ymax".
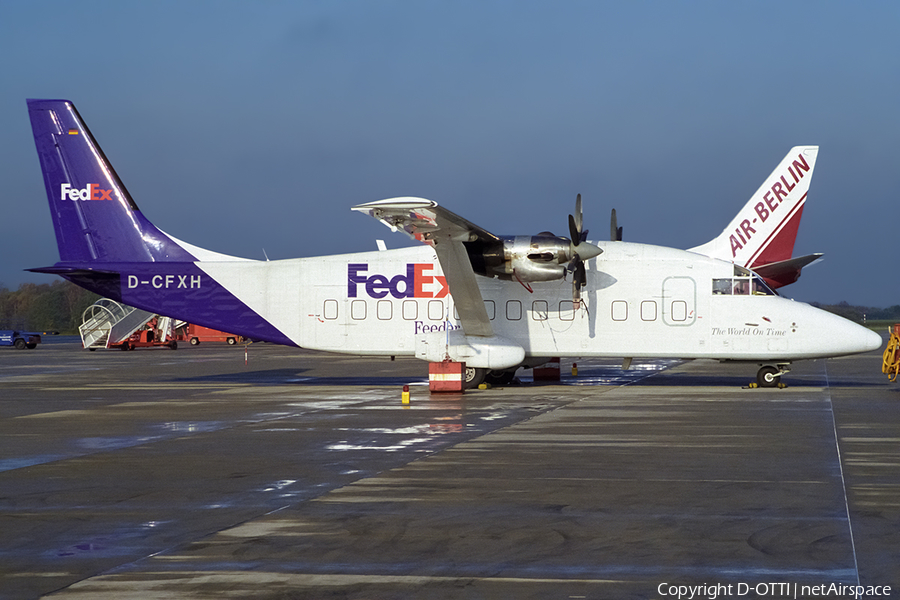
[{"xmin": 729, "ymin": 152, "xmax": 811, "ymax": 257}]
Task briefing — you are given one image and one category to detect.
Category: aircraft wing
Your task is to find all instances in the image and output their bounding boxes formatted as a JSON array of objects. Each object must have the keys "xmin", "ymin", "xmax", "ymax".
[
  {"xmin": 352, "ymin": 198, "xmax": 495, "ymax": 338},
  {"xmin": 351, "ymin": 197, "xmax": 501, "ymax": 245}
]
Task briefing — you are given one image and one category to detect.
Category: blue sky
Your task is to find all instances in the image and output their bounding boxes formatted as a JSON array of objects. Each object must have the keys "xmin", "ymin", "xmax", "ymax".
[{"xmin": 2, "ymin": 1, "xmax": 898, "ymax": 307}]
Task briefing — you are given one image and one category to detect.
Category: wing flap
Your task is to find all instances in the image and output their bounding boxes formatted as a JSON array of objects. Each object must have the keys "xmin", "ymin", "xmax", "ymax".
[{"xmin": 433, "ymin": 239, "xmax": 494, "ymax": 338}]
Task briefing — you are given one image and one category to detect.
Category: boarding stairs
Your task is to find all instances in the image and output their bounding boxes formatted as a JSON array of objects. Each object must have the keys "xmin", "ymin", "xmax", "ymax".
[{"xmin": 79, "ymin": 299, "xmax": 155, "ymax": 349}]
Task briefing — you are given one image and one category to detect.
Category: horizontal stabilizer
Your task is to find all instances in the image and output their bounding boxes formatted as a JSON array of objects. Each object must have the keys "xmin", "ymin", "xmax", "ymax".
[
  {"xmin": 752, "ymin": 253, "xmax": 823, "ymax": 289},
  {"xmin": 27, "ymin": 265, "xmax": 120, "ymax": 276}
]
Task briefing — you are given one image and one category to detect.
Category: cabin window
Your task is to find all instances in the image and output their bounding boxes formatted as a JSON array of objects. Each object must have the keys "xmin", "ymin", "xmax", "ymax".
[
  {"xmin": 506, "ymin": 300, "xmax": 522, "ymax": 320},
  {"xmin": 323, "ymin": 299, "xmax": 338, "ymax": 320},
  {"xmin": 351, "ymin": 300, "xmax": 366, "ymax": 320},
  {"xmin": 641, "ymin": 300, "xmax": 657, "ymax": 321},
  {"xmin": 377, "ymin": 300, "xmax": 392, "ymax": 320},
  {"xmin": 455, "ymin": 300, "xmax": 496, "ymax": 320},
  {"xmin": 559, "ymin": 301, "xmax": 576, "ymax": 321},
  {"xmin": 484, "ymin": 300, "xmax": 496, "ymax": 320},
  {"xmin": 428, "ymin": 300, "xmax": 444, "ymax": 321},
  {"xmin": 611, "ymin": 300, "xmax": 628, "ymax": 321},
  {"xmin": 671, "ymin": 300, "xmax": 687, "ymax": 321},
  {"xmin": 402, "ymin": 300, "xmax": 417, "ymax": 320},
  {"xmin": 532, "ymin": 300, "xmax": 548, "ymax": 321}
]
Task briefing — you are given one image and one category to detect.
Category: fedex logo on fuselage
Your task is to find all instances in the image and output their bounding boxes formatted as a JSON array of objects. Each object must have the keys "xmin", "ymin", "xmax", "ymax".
[
  {"xmin": 60, "ymin": 183, "xmax": 114, "ymax": 201},
  {"xmin": 348, "ymin": 263, "xmax": 448, "ymax": 299}
]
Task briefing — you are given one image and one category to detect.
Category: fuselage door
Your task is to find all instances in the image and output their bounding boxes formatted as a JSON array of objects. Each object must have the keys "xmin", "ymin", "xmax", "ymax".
[
  {"xmin": 313, "ymin": 288, "xmax": 348, "ymax": 349},
  {"xmin": 662, "ymin": 276, "xmax": 696, "ymax": 326}
]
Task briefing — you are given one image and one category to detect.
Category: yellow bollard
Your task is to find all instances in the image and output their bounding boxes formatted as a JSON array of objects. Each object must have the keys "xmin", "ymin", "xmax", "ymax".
[
  {"xmin": 572, "ymin": 362, "xmax": 578, "ymax": 376},
  {"xmin": 401, "ymin": 384, "xmax": 410, "ymax": 405}
]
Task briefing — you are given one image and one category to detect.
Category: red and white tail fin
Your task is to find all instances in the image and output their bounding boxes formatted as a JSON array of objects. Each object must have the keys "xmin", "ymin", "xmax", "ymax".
[{"xmin": 689, "ymin": 146, "xmax": 819, "ymax": 287}]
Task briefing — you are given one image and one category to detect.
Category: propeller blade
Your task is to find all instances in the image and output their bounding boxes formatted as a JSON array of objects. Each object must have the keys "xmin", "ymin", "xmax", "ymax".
[
  {"xmin": 568, "ymin": 193, "xmax": 587, "ymax": 250},
  {"xmin": 574, "ymin": 260, "xmax": 586, "ymax": 288},
  {"xmin": 574, "ymin": 193, "xmax": 583, "ymax": 233},
  {"xmin": 572, "ymin": 259, "xmax": 586, "ymax": 306},
  {"xmin": 610, "ymin": 208, "xmax": 623, "ymax": 242},
  {"xmin": 568, "ymin": 214, "xmax": 580, "ymax": 247}
]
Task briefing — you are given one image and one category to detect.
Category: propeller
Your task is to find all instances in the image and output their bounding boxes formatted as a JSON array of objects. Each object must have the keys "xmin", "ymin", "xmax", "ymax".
[
  {"xmin": 610, "ymin": 208, "xmax": 623, "ymax": 241},
  {"xmin": 566, "ymin": 194, "xmax": 602, "ymax": 306}
]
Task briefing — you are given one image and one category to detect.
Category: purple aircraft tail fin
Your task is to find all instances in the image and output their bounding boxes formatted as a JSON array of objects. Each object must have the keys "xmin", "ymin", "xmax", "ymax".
[{"xmin": 27, "ymin": 99, "xmax": 195, "ymax": 264}]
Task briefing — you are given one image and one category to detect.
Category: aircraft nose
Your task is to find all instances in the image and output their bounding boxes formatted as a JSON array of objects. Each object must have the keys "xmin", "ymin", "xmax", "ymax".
[
  {"xmin": 842, "ymin": 322, "xmax": 882, "ymax": 354},
  {"xmin": 863, "ymin": 327, "xmax": 883, "ymax": 353}
]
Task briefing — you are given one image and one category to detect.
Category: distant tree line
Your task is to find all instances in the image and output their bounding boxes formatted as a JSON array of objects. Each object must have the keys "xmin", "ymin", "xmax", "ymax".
[
  {"xmin": 810, "ymin": 301, "xmax": 900, "ymax": 324},
  {"xmin": 0, "ymin": 280, "xmax": 896, "ymax": 334},
  {"xmin": 0, "ymin": 280, "xmax": 100, "ymax": 333}
]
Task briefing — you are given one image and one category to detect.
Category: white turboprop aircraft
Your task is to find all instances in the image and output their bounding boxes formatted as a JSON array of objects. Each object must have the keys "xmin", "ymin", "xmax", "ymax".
[{"xmin": 26, "ymin": 100, "xmax": 881, "ymax": 388}]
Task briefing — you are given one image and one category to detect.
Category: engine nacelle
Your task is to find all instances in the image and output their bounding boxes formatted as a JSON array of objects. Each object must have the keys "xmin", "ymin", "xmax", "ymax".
[{"xmin": 465, "ymin": 234, "xmax": 599, "ymax": 283}]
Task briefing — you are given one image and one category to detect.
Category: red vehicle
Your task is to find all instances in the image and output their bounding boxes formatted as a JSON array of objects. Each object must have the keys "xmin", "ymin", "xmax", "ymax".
[{"xmin": 183, "ymin": 324, "xmax": 243, "ymax": 346}]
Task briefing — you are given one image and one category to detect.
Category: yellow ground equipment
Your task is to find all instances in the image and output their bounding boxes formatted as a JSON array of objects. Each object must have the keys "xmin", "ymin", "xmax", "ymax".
[{"xmin": 883, "ymin": 324, "xmax": 900, "ymax": 382}]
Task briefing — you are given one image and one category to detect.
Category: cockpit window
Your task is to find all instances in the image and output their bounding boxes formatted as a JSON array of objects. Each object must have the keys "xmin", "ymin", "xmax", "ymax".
[
  {"xmin": 712, "ymin": 278, "xmax": 732, "ymax": 295},
  {"xmin": 712, "ymin": 275, "xmax": 776, "ymax": 296},
  {"xmin": 752, "ymin": 277, "xmax": 777, "ymax": 296}
]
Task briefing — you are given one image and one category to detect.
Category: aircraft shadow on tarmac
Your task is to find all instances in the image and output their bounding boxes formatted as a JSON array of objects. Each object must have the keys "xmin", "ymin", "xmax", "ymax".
[
  {"xmin": 173, "ymin": 367, "xmax": 769, "ymax": 389},
  {"xmin": 175, "ymin": 368, "xmax": 429, "ymax": 387},
  {"xmin": 171, "ymin": 363, "xmax": 884, "ymax": 389},
  {"xmin": 635, "ymin": 369, "xmax": 884, "ymax": 389}
]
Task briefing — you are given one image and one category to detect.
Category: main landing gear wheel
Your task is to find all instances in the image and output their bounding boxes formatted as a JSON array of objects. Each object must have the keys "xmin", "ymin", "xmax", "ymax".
[
  {"xmin": 485, "ymin": 369, "xmax": 517, "ymax": 386},
  {"xmin": 464, "ymin": 367, "xmax": 487, "ymax": 389},
  {"xmin": 757, "ymin": 365, "xmax": 781, "ymax": 388}
]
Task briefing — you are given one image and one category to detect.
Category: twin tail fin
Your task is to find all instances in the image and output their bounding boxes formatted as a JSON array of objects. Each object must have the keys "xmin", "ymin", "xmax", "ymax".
[
  {"xmin": 689, "ymin": 146, "xmax": 820, "ymax": 288},
  {"xmin": 27, "ymin": 99, "xmax": 196, "ymax": 266}
]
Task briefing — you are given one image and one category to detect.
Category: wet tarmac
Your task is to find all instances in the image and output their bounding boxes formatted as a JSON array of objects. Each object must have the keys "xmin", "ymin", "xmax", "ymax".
[{"xmin": 0, "ymin": 338, "xmax": 897, "ymax": 599}]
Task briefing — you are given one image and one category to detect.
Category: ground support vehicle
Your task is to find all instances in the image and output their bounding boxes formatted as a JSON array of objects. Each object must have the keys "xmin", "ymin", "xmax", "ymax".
[
  {"xmin": 183, "ymin": 323, "xmax": 244, "ymax": 346},
  {"xmin": 0, "ymin": 330, "xmax": 46, "ymax": 349}
]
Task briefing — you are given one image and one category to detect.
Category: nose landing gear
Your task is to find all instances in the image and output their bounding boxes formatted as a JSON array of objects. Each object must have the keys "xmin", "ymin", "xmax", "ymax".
[{"xmin": 756, "ymin": 363, "xmax": 791, "ymax": 388}]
